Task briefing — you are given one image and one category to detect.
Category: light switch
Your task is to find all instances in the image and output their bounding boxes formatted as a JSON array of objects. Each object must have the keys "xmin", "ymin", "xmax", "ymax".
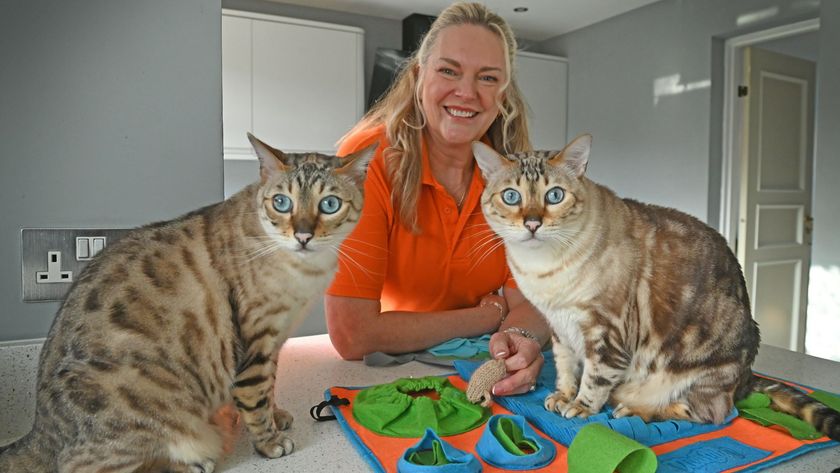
[
  {"xmin": 91, "ymin": 237, "xmax": 106, "ymax": 256},
  {"xmin": 76, "ymin": 237, "xmax": 91, "ymax": 260}
]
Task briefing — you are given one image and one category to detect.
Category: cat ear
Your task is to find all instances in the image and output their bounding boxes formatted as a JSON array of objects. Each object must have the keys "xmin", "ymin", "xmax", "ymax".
[
  {"xmin": 472, "ymin": 141, "xmax": 508, "ymax": 179},
  {"xmin": 337, "ymin": 141, "xmax": 378, "ymax": 187},
  {"xmin": 554, "ymin": 134, "xmax": 592, "ymax": 178},
  {"xmin": 248, "ymin": 133, "xmax": 290, "ymax": 182}
]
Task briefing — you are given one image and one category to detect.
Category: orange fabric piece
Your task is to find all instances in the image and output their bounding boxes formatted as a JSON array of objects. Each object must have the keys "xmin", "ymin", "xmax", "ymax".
[{"xmin": 326, "ymin": 125, "xmax": 515, "ymax": 312}]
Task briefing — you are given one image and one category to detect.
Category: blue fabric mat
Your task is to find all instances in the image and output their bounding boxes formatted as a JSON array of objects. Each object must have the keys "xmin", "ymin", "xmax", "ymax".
[
  {"xmin": 453, "ymin": 352, "xmax": 737, "ymax": 447},
  {"xmin": 656, "ymin": 437, "xmax": 771, "ymax": 473}
]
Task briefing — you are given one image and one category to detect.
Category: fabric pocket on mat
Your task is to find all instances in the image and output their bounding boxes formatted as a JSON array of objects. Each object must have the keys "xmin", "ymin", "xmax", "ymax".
[{"xmin": 656, "ymin": 437, "xmax": 771, "ymax": 473}]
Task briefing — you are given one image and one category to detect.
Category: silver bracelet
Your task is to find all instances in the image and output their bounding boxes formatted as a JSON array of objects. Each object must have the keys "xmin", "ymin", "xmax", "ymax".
[
  {"xmin": 503, "ymin": 326, "xmax": 541, "ymax": 344},
  {"xmin": 486, "ymin": 300, "xmax": 506, "ymax": 322}
]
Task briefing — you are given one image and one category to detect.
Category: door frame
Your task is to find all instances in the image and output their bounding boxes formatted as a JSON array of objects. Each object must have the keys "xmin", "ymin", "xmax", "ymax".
[{"xmin": 718, "ymin": 18, "xmax": 819, "ymax": 247}]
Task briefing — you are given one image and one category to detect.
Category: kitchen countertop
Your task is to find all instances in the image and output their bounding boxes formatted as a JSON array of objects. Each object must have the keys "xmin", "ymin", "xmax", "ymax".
[{"xmin": 2, "ymin": 335, "xmax": 839, "ymax": 472}]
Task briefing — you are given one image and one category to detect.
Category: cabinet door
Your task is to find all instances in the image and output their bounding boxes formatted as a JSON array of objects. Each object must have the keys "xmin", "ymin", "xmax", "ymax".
[
  {"xmin": 222, "ymin": 15, "xmax": 253, "ymax": 154},
  {"xmin": 251, "ymin": 19, "xmax": 362, "ymax": 153},
  {"xmin": 516, "ymin": 52, "xmax": 568, "ymax": 150}
]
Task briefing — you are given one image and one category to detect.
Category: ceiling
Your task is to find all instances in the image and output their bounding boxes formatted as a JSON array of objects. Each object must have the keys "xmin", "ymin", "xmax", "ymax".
[{"xmin": 268, "ymin": 0, "xmax": 662, "ymax": 41}]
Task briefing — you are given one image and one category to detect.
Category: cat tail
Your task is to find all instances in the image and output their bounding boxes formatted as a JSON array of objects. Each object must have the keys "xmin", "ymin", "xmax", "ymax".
[
  {"xmin": 751, "ymin": 375, "xmax": 840, "ymax": 441},
  {"xmin": 0, "ymin": 430, "xmax": 53, "ymax": 472}
]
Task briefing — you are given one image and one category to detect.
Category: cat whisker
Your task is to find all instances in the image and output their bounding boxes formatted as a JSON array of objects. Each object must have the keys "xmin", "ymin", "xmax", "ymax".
[
  {"xmin": 241, "ymin": 240, "xmax": 287, "ymax": 262},
  {"xmin": 464, "ymin": 222, "xmax": 497, "ymax": 230},
  {"xmin": 323, "ymin": 245, "xmax": 363, "ymax": 288},
  {"xmin": 464, "ymin": 226, "xmax": 501, "ymax": 236},
  {"xmin": 467, "ymin": 239, "xmax": 506, "ymax": 273},
  {"xmin": 333, "ymin": 246, "xmax": 381, "ymax": 279},
  {"xmin": 467, "ymin": 233, "xmax": 505, "ymax": 258},
  {"xmin": 339, "ymin": 245, "xmax": 387, "ymax": 261},
  {"xmin": 342, "ymin": 237, "xmax": 389, "ymax": 252}
]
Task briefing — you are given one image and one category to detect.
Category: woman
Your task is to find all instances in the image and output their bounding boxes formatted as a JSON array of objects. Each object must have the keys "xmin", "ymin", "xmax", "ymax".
[{"xmin": 325, "ymin": 2, "xmax": 549, "ymax": 397}]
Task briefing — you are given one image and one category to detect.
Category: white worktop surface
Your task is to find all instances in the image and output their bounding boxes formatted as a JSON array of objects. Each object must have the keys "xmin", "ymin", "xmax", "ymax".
[{"xmin": 2, "ymin": 334, "xmax": 839, "ymax": 472}]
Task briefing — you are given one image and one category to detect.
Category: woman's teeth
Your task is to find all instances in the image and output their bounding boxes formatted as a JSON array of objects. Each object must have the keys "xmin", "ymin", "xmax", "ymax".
[{"xmin": 445, "ymin": 107, "xmax": 477, "ymax": 118}]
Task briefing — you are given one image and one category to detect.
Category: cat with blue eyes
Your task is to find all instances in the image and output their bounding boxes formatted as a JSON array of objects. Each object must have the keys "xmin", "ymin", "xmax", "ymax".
[
  {"xmin": 0, "ymin": 135, "xmax": 375, "ymax": 472},
  {"xmin": 472, "ymin": 135, "xmax": 840, "ymax": 441}
]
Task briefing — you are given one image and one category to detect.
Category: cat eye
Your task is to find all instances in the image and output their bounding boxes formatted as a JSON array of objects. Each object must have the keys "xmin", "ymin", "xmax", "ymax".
[
  {"xmin": 273, "ymin": 194, "xmax": 293, "ymax": 213},
  {"xmin": 545, "ymin": 187, "xmax": 565, "ymax": 205},
  {"xmin": 501, "ymin": 188, "xmax": 521, "ymax": 206},
  {"xmin": 319, "ymin": 195, "xmax": 342, "ymax": 214}
]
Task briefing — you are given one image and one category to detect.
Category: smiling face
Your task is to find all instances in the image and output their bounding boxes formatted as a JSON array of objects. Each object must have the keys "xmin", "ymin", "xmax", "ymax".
[{"xmin": 418, "ymin": 24, "xmax": 506, "ymax": 149}]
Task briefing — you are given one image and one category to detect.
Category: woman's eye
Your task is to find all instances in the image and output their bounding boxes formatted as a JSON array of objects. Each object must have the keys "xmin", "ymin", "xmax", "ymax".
[
  {"xmin": 479, "ymin": 75, "xmax": 499, "ymax": 83},
  {"xmin": 501, "ymin": 188, "xmax": 521, "ymax": 206},
  {"xmin": 439, "ymin": 67, "xmax": 457, "ymax": 76},
  {"xmin": 545, "ymin": 187, "xmax": 565, "ymax": 205},
  {"xmin": 319, "ymin": 195, "xmax": 342, "ymax": 214},
  {"xmin": 273, "ymin": 194, "xmax": 293, "ymax": 213}
]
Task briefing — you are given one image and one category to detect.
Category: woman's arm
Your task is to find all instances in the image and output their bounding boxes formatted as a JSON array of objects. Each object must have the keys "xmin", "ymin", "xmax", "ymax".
[
  {"xmin": 325, "ymin": 294, "xmax": 506, "ymax": 360},
  {"xmin": 488, "ymin": 286, "xmax": 551, "ymax": 396}
]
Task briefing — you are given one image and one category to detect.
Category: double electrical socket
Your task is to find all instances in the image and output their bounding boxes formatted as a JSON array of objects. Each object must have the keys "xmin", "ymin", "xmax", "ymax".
[{"xmin": 22, "ymin": 228, "xmax": 130, "ymax": 302}]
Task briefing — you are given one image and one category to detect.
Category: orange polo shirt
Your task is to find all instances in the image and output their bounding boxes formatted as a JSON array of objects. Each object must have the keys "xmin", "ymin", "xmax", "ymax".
[{"xmin": 327, "ymin": 125, "xmax": 515, "ymax": 312}]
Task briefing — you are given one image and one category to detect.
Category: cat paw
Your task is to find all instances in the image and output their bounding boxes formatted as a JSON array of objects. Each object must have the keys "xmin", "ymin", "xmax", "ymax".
[
  {"xmin": 612, "ymin": 402, "xmax": 654, "ymax": 422},
  {"xmin": 562, "ymin": 400, "xmax": 597, "ymax": 419},
  {"xmin": 189, "ymin": 459, "xmax": 216, "ymax": 473},
  {"xmin": 165, "ymin": 460, "xmax": 216, "ymax": 473},
  {"xmin": 612, "ymin": 403, "xmax": 634, "ymax": 419},
  {"xmin": 273, "ymin": 407, "xmax": 294, "ymax": 431},
  {"xmin": 254, "ymin": 433, "xmax": 295, "ymax": 458},
  {"xmin": 544, "ymin": 389, "xmax": 575, "ymax": 413}
]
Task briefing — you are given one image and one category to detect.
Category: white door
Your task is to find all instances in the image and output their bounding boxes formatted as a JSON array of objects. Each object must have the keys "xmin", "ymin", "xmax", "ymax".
[{"xmin": 737, "ymin": 47, "xmax": 815, "ymax": 352}]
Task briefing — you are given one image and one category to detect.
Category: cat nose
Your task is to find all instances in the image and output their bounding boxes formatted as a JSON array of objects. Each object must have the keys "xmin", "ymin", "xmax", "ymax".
[
  {"xmin": 524, "ymin": 218, "xmax": 542, "ymax": 233},
  {"xmin": 294, "ymin": 232, "xmax": 313, "ymax": 247}
]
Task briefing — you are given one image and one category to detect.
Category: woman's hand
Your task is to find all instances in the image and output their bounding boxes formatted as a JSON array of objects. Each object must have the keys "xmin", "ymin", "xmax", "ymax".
[
  {"xmin": 487, "ymin": 329, "xmax": 544, "ymax": 396},
  {"xmin": 478, "ymin": 293, "xmax": 508, "ymax": 327}
]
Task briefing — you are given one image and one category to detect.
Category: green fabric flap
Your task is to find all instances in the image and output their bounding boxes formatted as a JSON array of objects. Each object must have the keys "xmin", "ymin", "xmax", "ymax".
[
  {"xmin": 493, "ymin": 416, "xmax": 539, "ymax": 456},
  {"xmin": 568, "ymin": 423, "xmax": 657, "ymax": 473},
  {"xmin": 738, "ymin": 407, "xmax": 822, "ymax": 440},
  {"xmin": 408, "ymin": 440, "xmax": 451, "ymax": 466},
  {"xmin": 353, "ymin": 376, "xmax": 490, "ymax": 437},
  {"xmin": 809, "ymin": 390, "xmax": 840, "ymax": 413},
  {"xmin": 735, "ymin": 392, "xmax": 771, "ymax": 409},
  {"xmin": 736, "ymin": 392, "xmax": 824, "ymax": 440}
]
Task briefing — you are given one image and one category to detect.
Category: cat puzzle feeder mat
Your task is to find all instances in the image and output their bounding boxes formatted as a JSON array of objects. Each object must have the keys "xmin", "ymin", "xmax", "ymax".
[{"xmin": 319, "ymin": 355, "xmax": 838, "ymax": 472}]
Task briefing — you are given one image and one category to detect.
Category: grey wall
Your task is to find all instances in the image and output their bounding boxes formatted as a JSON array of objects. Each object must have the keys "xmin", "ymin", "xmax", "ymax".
[
  {"xmin": 534, "ymin": 0, "xmax": 821, "ymax": 223},
  {"xmin": 0, "ymin": 0, "xmax": 223, "ymax": 342},
  {"xmin": 759, "ymin": 31, "xmax": 820, "ymax": 62}
]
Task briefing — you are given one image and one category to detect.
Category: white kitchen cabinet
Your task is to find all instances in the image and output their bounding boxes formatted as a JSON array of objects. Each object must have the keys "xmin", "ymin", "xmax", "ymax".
[
  {"xmin": 516, "ymin": 51, "xmax": 568, "ymax": 150},
  {"xmin": 222, "ymin": 10, "xmax": 364, "ymax": 159}
]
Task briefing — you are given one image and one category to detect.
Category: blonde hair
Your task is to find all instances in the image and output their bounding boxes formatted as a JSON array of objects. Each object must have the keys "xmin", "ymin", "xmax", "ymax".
[{"xmin": 340, "ymin": 2, "xmax": 531, "ymax": 231}]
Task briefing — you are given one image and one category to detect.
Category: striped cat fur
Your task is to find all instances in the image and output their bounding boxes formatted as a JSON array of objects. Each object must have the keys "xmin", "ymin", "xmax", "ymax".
[
  {"xmin": 473, "ymin": 135, "xmax": 839, "ymax": 441},
  {"xmin": 0, "ymin": 134, "xmax": 375, "ymax": 472}
]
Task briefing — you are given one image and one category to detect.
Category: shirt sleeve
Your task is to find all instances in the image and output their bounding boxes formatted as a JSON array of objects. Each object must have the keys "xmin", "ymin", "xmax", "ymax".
[{"xmin": 326, "ymin": 133, "xmax": 392, "ymax": 300}]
